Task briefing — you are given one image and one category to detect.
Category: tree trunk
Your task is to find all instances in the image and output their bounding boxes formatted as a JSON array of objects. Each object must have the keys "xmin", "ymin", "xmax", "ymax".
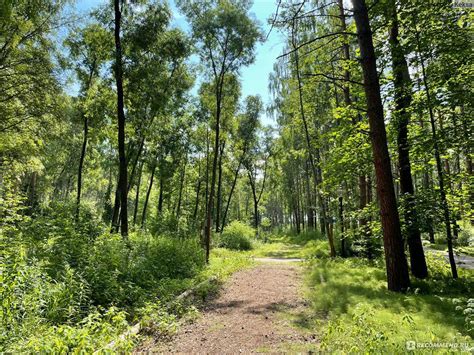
[
  {"xmin": 110, "ymin": 181, "xmax": 121, "ymax": 233},
  {"xmin": 215, "ymin": 141, "xmax": 226, "ymax": 232},
  {"xmin": 158, "ymin": 174, "xmax": 164, "ymax": 215},
  {"xmin": 113, "ymin": 0, "xmax": 128, "ymax": 238},
  {"xmin": 389, "ymin": 4, "xmax": 427, "ymax": 278},
  {"xmin": 413, "ymin": 21, "xmax": 458, "ymax": 278},
  {"xmin": 141, "ymin": 163, "xmax": 156, "ymax": 228},
  {"xmin": 133, "ymin": 160, "xmax": 143, "ymax": 225},
  {"xmin": 176, "ymin": 158, "xmax": 187, "ymax": 222},
  {"xmin": 221, "ymin": 159, "xmax": 242, "ymax": 232},
  {"xmin": 353, "ymin": 0, "xmax": 410, "ymax": 291},
  {"xmin": 204, "ymin": 59, "xmax": 229, "ymax": 262},
  {"xmin": 75, "ymin": 116, "xmax": 88, "ymax": 223},
  {"xmin": 193, "ymin": 158, "xmax": 202, "ymax": 222},
  {"xmin": 305, "ymin": 160, "xmax": 315, "ymax": 229},
  {"xmin": 248, "ymin": 170, "xmax": 259, "ymax": 230},
  {"xmin": 292, "ymin": 19, "xmax": 330, "ymax": 245},
  {"xmin": 339, "ymin": 196, "xmax": 346, "ymax": 257}
]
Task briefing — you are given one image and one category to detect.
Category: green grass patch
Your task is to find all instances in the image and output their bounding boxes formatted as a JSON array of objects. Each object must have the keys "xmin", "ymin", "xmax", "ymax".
[
  {"xmin": 297, "ymin": 256, "xmax": 474, "ymax": 352},
  {"xmin": 249, "ymin": 230, "xmax": 330, "ymax": 259}
]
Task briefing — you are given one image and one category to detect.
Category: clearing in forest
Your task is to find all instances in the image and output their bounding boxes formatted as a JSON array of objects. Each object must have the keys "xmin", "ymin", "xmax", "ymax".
[{"xmin": 144, "ymin": 262, "xmax": 318, "ymax": 353}]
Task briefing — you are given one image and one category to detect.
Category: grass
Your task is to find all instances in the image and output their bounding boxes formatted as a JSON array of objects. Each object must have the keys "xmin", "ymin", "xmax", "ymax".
[
  {"xmin": 423, "ymin": 222, "xmax": 474, "ymax": 257},
  {"xmin": 249, "ymin": 230, "xmax": 330, "ymax": 260},
  {"xmin": 295, "ymin": 255, "xmax": 474, "ymax": 352},
  {"xmin": 250, "ymin": 229, "xmax": 474, "ymax": 352}
]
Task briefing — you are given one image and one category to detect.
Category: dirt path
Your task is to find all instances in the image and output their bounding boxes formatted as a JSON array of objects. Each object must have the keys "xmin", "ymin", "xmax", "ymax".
[
  {"xmin": 424, "ymin": 247, "xmax": 474, "ymax": 270},
  {"xmin": 147, "ymin": 262, "xmax": 317, "ymax": 353}
]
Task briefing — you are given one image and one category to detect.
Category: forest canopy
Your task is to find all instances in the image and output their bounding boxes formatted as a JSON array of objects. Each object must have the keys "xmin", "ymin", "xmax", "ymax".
[{"xmin": 0, "ymin": 0, "xmax": 472, "ymax": 352}]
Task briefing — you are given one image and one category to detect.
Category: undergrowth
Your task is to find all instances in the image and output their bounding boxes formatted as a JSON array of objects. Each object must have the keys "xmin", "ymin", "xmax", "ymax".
[{"xmin": 301, "ymin": 255, "xmax": 474, "ymax": 352}]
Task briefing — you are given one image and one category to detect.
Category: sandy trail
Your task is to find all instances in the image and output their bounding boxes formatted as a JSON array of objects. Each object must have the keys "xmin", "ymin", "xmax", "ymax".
[{"xmin": 145, "ymin": 262, "xmax": 316, "ymax": 353}]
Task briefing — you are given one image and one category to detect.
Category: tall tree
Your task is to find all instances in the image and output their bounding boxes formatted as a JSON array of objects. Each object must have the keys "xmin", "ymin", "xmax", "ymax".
[
  {"xmin": 179, "ymin": 0, "xmax": 261, "ymax": 262},
  {"xmin": 387, "ymin": 2, "xmax": 428, "ymax": 279},
  {"xmin": 113, "ymin": 0, "xmax": 129, "ymax": 238},
  {"xmin": 353, "ymin": 0, "xmax": 410, "ymax": 291},
  {"xmin": 66, "ymin": 24, "xmax": 111, "ymax": 223}
]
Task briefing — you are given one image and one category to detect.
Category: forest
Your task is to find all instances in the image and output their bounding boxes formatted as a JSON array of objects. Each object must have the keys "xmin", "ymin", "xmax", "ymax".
[{"xmin": 0, "ymin": 0, "xmax": 473, "ymax": 352}]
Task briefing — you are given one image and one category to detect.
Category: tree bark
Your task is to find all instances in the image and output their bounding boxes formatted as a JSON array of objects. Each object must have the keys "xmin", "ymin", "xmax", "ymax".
[
  {"xmin": 193, "ymin": 158, "xmax": 202, "ymax": 222},
  {"xmin": 75, "ymin": 61, "xmax": 96, "ymax": 223},
  {"xmin": 353, "ymin": 0, "xmax": 410, "ymax": 291},
  {"xmin": 292, "ymin": 19, "xmax": 334, "ymax": 255},
  {"xmin": 389, "ymin": 3, "xmax": 427, "ymax": 278}
]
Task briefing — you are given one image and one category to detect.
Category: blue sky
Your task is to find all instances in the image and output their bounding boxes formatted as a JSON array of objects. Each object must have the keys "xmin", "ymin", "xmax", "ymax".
[{"xmin": 74, "ymin": 0, "xmax": 286, "ymax": 125}]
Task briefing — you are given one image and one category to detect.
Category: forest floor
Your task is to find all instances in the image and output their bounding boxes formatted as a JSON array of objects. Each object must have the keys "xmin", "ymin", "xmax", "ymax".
[{"xmin": 142, "ymin": 260, "xmax": 318, "ymax": 353}]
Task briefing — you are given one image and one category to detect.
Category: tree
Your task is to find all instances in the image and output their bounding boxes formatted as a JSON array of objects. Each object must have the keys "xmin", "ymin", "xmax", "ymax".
[
  {"xmin": 179, "ymin": 0, "xmax": 261, "ymax": 262},
  {"xmin": 387, "ymin": 1, "xmax": 427, "ymax": 279},
  {"xmin": 113, "ymin": 0, "xmax": 129, "ymax": 238},
  {"xmin": 66, "ymin": 24, "xmax": 111, "ymax": 223},
  {"xmin": 221, "ymin": 95, "xmax": 262, "ymax": 231},
  {"xmin": 353, "ymin": 0, "xmax": 410, "ymax": 291}
]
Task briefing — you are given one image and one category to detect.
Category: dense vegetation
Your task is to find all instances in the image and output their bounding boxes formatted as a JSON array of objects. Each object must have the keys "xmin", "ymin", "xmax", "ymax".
[{"xmin": 0, "ymin": 0, "xmax": 472, "ymax": 352}]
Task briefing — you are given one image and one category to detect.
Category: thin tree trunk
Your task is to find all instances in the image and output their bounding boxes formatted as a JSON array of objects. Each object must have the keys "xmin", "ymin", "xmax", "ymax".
[
  {"xmin": 141, "ymin": 163, "xmax": 156, "ymax": 228},
  {"xmin": 133, "ymin": 160, "xmax": 143, "ymax": 225},
  {"xmin": 353, "ymin": 0, "xmax": 410, "ymax": 291},
  {"xmin": 215, "ymin": 141, "xmax": 226, "ymax": 232},
  {"xmin": 75, "ymin": 116, "xmax": 88, "ymax": 223},
  {"xmin": 413, "ymin": 21, "xmax": 458, "ymax": 278},
  {"xmin": 305, "ymin": 160, "xmax": 315, "ymax": 229},
  {"xmin": 339, "ymin": 196, "xmax": 346, "ymax": 257},
  {"xmin": 110, "ymin": 181, "xmax": 121, "ymax": 233},
  {"xmin": 204, "ymin": 68, "xmax": 225, "ymax": 263},
  {"xmin": 291, "ymin": 17, "xmax": 329, "ymax": 241},
  {"xmin": 113, "ymin": 0, "xmax": 128, "ymax": 238},
  {"xmin": 193, "ymin": 158, "xmax": 202, "ymax": 222},
  {"xmin": 158, "ymin": 175, "xmax": 164, "ymax": 215},
  {"xmin": 389, "ymin": 4, "xmax": 427, "ymax": 278},
  {"xmin": 221, "ymin": 159, "xmax": 242, "ymax": 232},
  {"xmin": 176, "ymin": 157, "xmax": 187, "ymax": 222}
]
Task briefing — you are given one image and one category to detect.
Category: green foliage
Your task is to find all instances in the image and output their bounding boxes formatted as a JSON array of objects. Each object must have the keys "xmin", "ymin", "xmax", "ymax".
[
  {"xmin": 23, "ymin": 201, "xmax": 103, "ymax": 274},
  {"xmin": 304, "ymin": 257, "xmax": 473, "ymax": 352},
  {"xmin": 85, "ymin": 232, "xmax": 205, "ymax": 307},
  {"xmin": 219, "ymin": 221, "xmax": 255, "ymax": 250},
  {"xmin": 14, "ymin": 307, "xmax": 133, "ymax": 353}
]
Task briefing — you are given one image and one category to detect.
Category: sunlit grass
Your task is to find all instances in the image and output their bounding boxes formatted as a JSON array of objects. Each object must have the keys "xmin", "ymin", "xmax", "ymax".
[
  {"xmin": 248, "ymin": 231, "xmax": 331, "ymax": 259},
  {"xmin": 297, "ymin": 256, "xmax": 474, "ymax": 352}
]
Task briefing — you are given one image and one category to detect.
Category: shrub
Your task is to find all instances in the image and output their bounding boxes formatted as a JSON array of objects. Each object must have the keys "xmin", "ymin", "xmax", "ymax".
[
  {"xmin": 219, "ymin": 221, "xmax": 254, "ymax": 251},
  {"xmin": 13, "ymin": 307, "xmax": 133, "ymax": 353},
  {"xmin": 457, "ymin": 228, "xmax": 473, "ymax": 247},
  {"xmin": 84, "ymin": 232, "xmax": 206, "ymax": 307},
  {"xmin": 0, "ymin": 251, "xmax": 91, "ymax": 349},
  {"xmin": 129, "ymin": 233, "xmax": 206, "ymax": 284}
]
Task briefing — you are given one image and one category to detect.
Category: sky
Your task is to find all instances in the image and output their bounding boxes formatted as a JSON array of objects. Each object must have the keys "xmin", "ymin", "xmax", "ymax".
[{"xmin": 73, "ymin": 0, "xmax": 287, "ymax": 125}]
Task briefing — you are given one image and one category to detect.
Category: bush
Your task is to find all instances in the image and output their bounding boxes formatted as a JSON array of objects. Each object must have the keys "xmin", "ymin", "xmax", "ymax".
[
  {"xmin": 14, "ymin": 307, "xmax": 133, "ymax": 353},
  {"xmin": 0, "ymin": 251, "xmax": 91, "ymax": 350},
  {"xmin": 84, "ymin": 232, "xmax": 206, "ymax": 307},
  {"xmin": 219, "ymin": 221, "xmax": 254, "ymax": 251},
  {"xmin": 457, "ymin": 228, "xmax": 474, "ymax": 247}
]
